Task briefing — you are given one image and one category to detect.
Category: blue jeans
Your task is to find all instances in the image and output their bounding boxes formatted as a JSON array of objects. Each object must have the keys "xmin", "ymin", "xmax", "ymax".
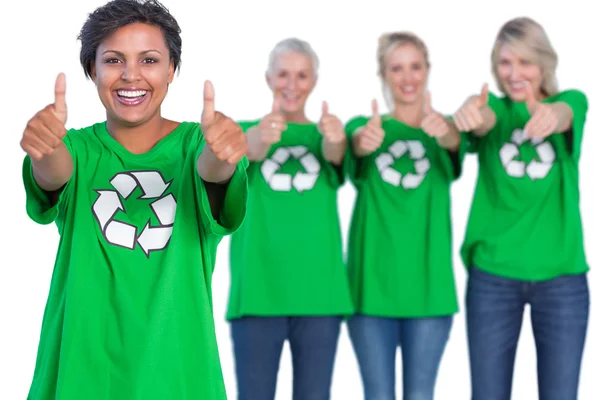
[
  {"xmin": 467, "ymin": 266, "xmax": 590, "ymax": 400},
  {"xmin": 230, "ymin": 316, "xmax": 342, "ymax": 400},
  {"xmin": 347, "ymin": 314, "xmax": 453, "ymax": 400}
]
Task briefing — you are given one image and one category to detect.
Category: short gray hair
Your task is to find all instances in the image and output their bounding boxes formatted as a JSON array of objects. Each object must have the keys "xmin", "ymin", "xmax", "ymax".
[{"xmin": 266, "ymin": 37, "xmax": 319, "ymax": 76}]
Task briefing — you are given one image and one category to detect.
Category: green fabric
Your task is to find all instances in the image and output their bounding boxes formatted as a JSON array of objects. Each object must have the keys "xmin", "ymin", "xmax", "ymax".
[
  {"xmin": 345, "ymin": 114, "xmax": 465, "ymax": 317},
  {"xmin": 227, "ymin": 120, "xmax": 354, "ymax": 319},
  {"xmin": 23, "ymin": 121, "xmax": 248, "ymax": 400},
  {"xmin": 461, "ymin": 90, "xmax": 589, "ymax": 280}
]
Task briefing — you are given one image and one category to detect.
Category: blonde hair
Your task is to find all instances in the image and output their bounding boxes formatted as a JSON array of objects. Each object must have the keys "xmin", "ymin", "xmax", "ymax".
[
  {"xmin": 376, "ymin": 32, "xmax": 430, "ymax": 108},
  {"xmin": 491, "ymin": 17, "xmax": 558, "ymax": 97}
]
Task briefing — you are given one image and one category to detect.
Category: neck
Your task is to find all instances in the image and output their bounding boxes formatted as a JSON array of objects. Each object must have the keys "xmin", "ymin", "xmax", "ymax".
[
  {"xmin": 285, "ymin": 110, "xmax": 310, "ymax": 123},
  {"xmin": 106, "ymin": 109, "xmax": 170, "ymax": 154},
  {"xmin": 392, "ymin": 100, "xmax": 425, "ymax": 128}
]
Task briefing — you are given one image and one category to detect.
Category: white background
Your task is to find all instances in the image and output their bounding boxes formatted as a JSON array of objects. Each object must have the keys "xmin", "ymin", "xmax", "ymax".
[{"xmin": 1, "ymin": 0, "xmax": 598, "ymax": 399}]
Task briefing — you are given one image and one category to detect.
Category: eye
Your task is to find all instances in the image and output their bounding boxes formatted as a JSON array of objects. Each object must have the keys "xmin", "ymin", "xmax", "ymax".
[
  {"xmin": 142, "ymin": 58, "xmax": 158, "ymax": 64},
  {"xmin": 103, "ymin": 58, "xmax": 122, "ymax": 64},
  {"xmin": 411, "ymin": 63, "xmax": 422, "ymax": 71},
  {"xmin": 391, "ymin": 65, "xmax": 402, "ymax": 73},
  {"xmin": 298, "ymin": 72, "xmax": 307, "ymax": 79}
]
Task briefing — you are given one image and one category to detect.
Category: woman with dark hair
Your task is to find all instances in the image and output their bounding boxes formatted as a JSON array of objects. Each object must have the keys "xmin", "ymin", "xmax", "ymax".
[{"xmin": 19, "ymin": 1, "xmax": 248, "ymax": 399}]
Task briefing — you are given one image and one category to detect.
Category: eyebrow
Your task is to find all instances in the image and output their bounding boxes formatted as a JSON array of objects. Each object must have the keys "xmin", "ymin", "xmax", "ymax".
[{"xmin": 101, "ymin": 49, "xmax": 163, "ymax": 56}]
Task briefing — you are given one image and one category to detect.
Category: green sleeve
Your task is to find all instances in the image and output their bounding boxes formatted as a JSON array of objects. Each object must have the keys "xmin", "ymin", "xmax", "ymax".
[
  {"xmin": 194, "ymin": 141, "xmax": 249, "ymax": 237},
  {"xmin": 466, "ymin": 92, "xmax": 507, "ymax": 153},
  {"xmin": 550, "ymin": 90, "xmax": 588, "ymax": 162},
  {"xmin": 22, "ymin": 133, "xmax": 76, "ymax": 225},
  {"xmin": 343, "ymin": 116, "xmax": 370, "ymax": 187},
  {"xmin": 237, "ymin": 120, "xmax": 261, "ymax": 133}
]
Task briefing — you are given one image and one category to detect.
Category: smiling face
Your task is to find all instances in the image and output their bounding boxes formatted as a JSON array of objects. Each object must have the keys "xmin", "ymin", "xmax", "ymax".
[
  {"xmin": 91, "ymin": 23, "xmax": 174, "ymax": 128},
  {"xmin": 266, "ymin": 51, "xmax": 316, "ymax": 115},
  {"xmin": 495, "ymin": 42, "xmax": 543, "ymax": 102},
  {"xmin": 383, "ymin": 43, "xmax": 428, "ymax": 106}
]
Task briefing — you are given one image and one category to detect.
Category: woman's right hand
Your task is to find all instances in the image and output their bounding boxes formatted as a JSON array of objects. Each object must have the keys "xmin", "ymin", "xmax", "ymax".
[
  {"xmin": 453, "ymin": 84, "xmax": 490, "ymax": 133},
  {"xmin": 20, "ymin": 73, "xmax": 68, "ymax": 161}
]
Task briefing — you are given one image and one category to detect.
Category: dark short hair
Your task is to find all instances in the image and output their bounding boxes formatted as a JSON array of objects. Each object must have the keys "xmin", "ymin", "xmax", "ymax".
[{"xmin": 77, "ymin": 0, "xmax": 182, "ymax": 79}]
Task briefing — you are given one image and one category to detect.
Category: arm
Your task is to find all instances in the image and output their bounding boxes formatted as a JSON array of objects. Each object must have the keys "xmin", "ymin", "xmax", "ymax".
[
  {"xmin": 246, "ymin": 126, "xmax": 272, "ymax": 161},
  {"xmin": 20, "ymin": 73, "xmax": 73, "ymax": 195},
  {"xmin": 472, "ymin": 104, "xmax": 497, "ymax": 137},
  {"xmin": 436, "ymin": 120, "xmax": 461, "ymax": 151},
  {"xmin": 549, "ymin": 102, "xmax": 574, "ymax": 133},
  {"xmin": 322, "ymin": 138, "xmax": 346, "ymax": 165}
]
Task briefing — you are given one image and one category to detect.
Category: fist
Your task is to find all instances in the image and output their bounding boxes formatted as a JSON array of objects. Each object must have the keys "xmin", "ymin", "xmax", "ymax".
[
  {"xmin": 421, "ymin": 92, "xmax": 450, "ymax": 138},
  {"xmin": 318, "ymin": 101, "xmax": 345, "ymax": 144},
  {"xmin": 356, "ymin": 99, "xmax": 385, "ymax": 155},
  {"xmin": 453, "ymin": 83, "xmax": 489, "ymax": 132},
  {"xmin": 21, "ymin": 73, "xmax": 68, "ymax": 161},
  {"xmin": 523, "ymin": 82, "xmax": 558, "ymax": 139},
  {"xmin": 257, "ymin": 97, "xmax": 286, "ymax": 144},
  {"xmin": 201, "ymin": 80, "xmax": 248, "ymax": 165}
]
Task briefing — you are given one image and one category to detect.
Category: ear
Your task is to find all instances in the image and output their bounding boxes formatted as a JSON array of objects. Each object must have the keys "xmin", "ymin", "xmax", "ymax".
[
  {"xmin": 90, "ymin": 62, "xmax": 97, "ymax": 82},
  {"xmin": 167, "ymin": 59, "xmax": 175, "ymax": 84},
  {"xmin": 265, "ymin": 71, "xmax": 272, "ymax": 89}
]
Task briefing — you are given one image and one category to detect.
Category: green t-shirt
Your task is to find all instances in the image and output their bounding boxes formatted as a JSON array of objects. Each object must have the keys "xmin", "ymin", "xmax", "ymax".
[
  {"xmin": 227, "ymin": 121, "xmax": 354, "ymax": 320},
  {"xmin": 23, "ymin": 121, "xmax": 248, "ymax": 400},
  {"xmin": 461, "ymin": 90, "xmax": 589, "ymax": 280},
  {"xmin": 345, "ymin": 115, "xmax": 464, "ymax": 318}
]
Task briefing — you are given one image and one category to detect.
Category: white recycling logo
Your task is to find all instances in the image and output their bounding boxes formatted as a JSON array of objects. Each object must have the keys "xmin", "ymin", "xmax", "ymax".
[
  {"xmin": 261, "ymin": 146, "xmax": 321, "ymax": 192},
  {"xmin": 499, "ymin": 129, "xmax": 555, "ymax": 180},
  {"xmin": 92, "ymin": 170, "xmax": 177, "ymax": 257},
  {"xmin": 375, "ymin": 140, "xmax": 431, "ymax": 189}
]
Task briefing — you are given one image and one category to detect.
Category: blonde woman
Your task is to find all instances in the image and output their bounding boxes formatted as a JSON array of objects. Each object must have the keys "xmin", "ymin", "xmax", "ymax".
[
  {"xmin": 345, "ymin": 32, "xmax": 463, "ymax": 400},
  {"xmin": 454, "ymin": 17, "xmax": 590, "ymax": 400}
]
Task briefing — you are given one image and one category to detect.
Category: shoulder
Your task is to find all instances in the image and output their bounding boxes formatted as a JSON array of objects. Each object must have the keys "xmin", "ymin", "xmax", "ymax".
[
  {"xmin": 550, "ymin": 89, "xmax": 588, "ymax": 112},
  {"xmin": 344, "ymin": 115, "xmax": 370, "ymax": 133},
  {"xmin": 237, "ymin": 119, "xmax": 261, "ymax": 132}
]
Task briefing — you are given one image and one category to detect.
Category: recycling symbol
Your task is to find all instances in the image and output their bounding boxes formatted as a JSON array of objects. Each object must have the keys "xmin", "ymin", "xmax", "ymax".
[
  {"xmin": 92, "ymin": 170, "xmax": 177, "ymax": 257},
  {"xmin": 499, "ymin": 129, "xmax": 555, "ymax": 180},
  {"xmin": 375, "ymin": 140, "xmax": 430, "ymax": 189},
  {"xmin": 261, "ymin": 146, "xmax": 321, "ymax": 192}
]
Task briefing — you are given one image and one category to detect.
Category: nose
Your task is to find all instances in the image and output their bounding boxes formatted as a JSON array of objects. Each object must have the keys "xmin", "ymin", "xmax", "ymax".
[{"xmin": 121, "ymin": 61, "xmax": 141, "ymax": 82}]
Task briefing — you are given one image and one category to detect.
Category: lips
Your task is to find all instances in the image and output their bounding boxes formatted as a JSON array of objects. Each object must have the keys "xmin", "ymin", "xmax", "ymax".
[{"xmin": 114, "ymin": 89, "xmax": 149, "ymax": 106}]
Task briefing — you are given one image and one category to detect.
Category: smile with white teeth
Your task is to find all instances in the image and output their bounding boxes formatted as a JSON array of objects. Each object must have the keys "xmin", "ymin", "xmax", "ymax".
[
  {"xmin": 117, "ymin": 90, "xmax": 147, "ymax": 98},
  {"xmin": 509, "ymin": 82, "xmax": 526, "ymax": 90},
  {"xmin": 400, "ymin": 86, "xmax": 416, "ymax": 94},
  {"xmin": 282, "ymin": 92, "xmax": 300, "ymax": 101}
]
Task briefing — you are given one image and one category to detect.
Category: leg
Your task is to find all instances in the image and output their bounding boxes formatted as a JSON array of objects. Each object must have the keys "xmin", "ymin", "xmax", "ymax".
[
  {"xmin": 230, "ymin": 317, "xmax": 287, "ymax": 400},
  {"xmin": 466, "ymin": 267, "xmax": 526, "ymax": 400},
  {"xmin": 530, "ymin": 273, "xmax": 590, "ymax": 400},
  {"xmin": 399, "ymin": 316, "xmax": 453, "ymax": 400},
  {"xmin": 347, "ymin": 314, "xmax": 400, "ymax": 400},
  {"xmin": 288, "ymin": 316, "xmax": 342, "ymax": 400}
]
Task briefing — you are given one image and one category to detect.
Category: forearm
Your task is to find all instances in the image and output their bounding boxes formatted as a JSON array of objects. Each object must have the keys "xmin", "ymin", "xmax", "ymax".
[
  {"xmin": 196, "ymin": 147, "xmax": 236, "ymax": 184},
  {"xmin": 437, "ymin": 121, "xmax": 460, "ymax": 151},
  {"xmin": 322, "ymin": 139, "xmax": 346, "ymax": 166},
  {"xmin": 550, "ymin": 102, "xmax": 574, "ymax": 133},
  {"xmin": 31, "ymin": 143, "xmax": 74, "ymax": 192},
  {"xmin": 246, "ymin": 127, "xmax": 271, "ymax": 161},
  {"xmin": 472, "ymin": 105, "xmax": 497, "ymax": 136}
]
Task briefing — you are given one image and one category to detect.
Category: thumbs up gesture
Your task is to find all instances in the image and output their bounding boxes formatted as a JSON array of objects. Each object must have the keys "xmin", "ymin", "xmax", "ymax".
[
  {"xmin": 20, "ymin": 73, "xmax": 68, "ymax": 161},
  {"xmin": 318, "ymin": 101, "xmax": 345, "ymax": 144},
  {"xmin": 523, "ymin": 82, "xmax": 558, "ymax": 139},
  {"xmin": 453, "ymin": 83, "xmax": 489, "ymax": 132},
  {"xmin": 257, "ymin": 97, "xmax": 286, "ymax": 145},
  {"xmin": 420, "ymin": 91, "xmax": 450, "ymax": 138},
  {"xmin": 200, "ymin": 80, "xmax": 248, "ymax": 165},
  {"xmin": 354, "ymin": 99, "xmax": 385, "ymax": 156}
]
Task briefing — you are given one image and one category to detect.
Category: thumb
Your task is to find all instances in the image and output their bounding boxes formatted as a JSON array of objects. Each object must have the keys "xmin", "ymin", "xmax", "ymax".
[
  {"xmin": 272, "ymin": 96, "xmax": 281, "ymax": 114},
  {"xmin": 477, "ymin": 83, "xmax": 489, "ymax": 108},
  {"xmin": 423, "ymin": 91, "xmax": 433, "ymax": 115},
  {"xmin": 371, "ymin": 99, "xmax": 381, "ymax": 124},
  {"xmin": 53, "ymin": 72, "xmax": 67, "ymax": 123},
  {"xmin": 322, "ymin": 101, "xmax": 329, "ymax": 117},
  {"xmin": 201, "ymin": 80, "xmax": 215, "ymax": 126},
  {"xmin": 524, "ymin": 81, "xmax": 538, "ymax": 113}
]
